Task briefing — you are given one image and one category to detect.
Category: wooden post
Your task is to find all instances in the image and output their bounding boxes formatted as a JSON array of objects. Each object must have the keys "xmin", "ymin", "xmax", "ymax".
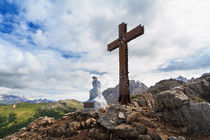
[{"xmin": 107, "ymin": 22, "xmax": 144, "ymax": 104}]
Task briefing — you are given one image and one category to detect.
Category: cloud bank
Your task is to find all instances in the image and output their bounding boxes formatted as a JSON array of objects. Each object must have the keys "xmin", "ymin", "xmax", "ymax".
[{"xmin": 0, "ymin": 0, "xmax": 210, "ymax": 101}]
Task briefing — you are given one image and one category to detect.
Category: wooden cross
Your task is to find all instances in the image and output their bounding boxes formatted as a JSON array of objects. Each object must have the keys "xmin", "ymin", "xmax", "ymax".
[{"xmin": 107, "ymin": 22, "xmax": 144, "ymax": 105}]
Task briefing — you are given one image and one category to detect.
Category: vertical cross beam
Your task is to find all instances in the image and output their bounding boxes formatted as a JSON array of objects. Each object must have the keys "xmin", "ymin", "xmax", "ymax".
[
  {"xmin": 107, "ymin": 22, "xmax": 144, "ymax": 105},
  {"xmin": 118, "ymin": 23, "xmax": 130, "ymax": 104}
]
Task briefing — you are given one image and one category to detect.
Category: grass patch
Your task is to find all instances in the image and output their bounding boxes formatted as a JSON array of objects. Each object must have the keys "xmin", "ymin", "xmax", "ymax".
[
  {"xmin": 131, "ymin": 95, "xmax": 139, "ymax": 100},
  {"xmin": 194, "ymin": 97, "xmax": 208, "ymax": 103},
  {"xmin": 0, "ymin": 100, "xmax": 82, "ymax": 138}
]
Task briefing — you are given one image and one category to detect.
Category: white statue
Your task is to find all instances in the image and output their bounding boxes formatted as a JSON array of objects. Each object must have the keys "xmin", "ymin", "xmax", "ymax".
[{"xmin": 87, "ymin": 76, "xmax": 107, "ymax": 109}]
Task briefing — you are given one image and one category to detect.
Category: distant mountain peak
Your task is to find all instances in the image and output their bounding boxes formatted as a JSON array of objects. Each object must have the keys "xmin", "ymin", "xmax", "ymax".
[
  {"xmin": 174, "ymin": 75, "xmax": 188, "ymax": 83},
  {"xmin": 102, "ymin": 80, "xmax": 148, "ymax": 104},
  {"xmin": 0, "ymin": 94, "xmax": 55, "ymax": 105}
]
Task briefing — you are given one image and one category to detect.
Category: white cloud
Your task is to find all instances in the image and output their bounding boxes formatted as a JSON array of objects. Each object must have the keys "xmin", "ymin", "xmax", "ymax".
[
  {"xmin": 0, "ymin": 0, "xmax": 210, "ymax": 101},
  {"xmin": 32, "ymin": 29, "xmax": 49, "ymax": 47},
  {"xmin": 23, "ymin": 0, "xmax": 53, "ymax": 22}
]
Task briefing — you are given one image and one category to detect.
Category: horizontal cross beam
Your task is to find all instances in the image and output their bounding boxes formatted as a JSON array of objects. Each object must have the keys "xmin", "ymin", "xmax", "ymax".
[
  {"xmin": 125, "ymin": 24, "xmax": 144, "ymax": 43},
  {"xmin": 107, "ymin": 38, "xmax": 120, "ymax": 51},
  {"xmin": 107, "ymin": 24, "xmax": 144, "ymax": 52}
]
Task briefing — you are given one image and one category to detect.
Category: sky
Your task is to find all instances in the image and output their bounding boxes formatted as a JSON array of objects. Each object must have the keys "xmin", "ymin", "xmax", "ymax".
[{"xmin": 0, "ymin": 0, "xmax": 210, "ymax": 101}]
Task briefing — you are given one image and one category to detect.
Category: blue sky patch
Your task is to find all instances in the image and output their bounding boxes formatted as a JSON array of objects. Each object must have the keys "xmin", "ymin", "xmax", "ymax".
[
  {"xmin": 83, "ymin": 69, "xmax": 108, "ymax": 76},
  {"xmin": 0, "ymin": 0, "xmax": 19, "ymax": 16},
  {"xmin": 0, "ymin": 1, "xmax": 20, "ymax": 34},
  {"xmin": 26, "ymin": 36, "xmax": 36, "ymax": 46},
  {"xmin": 0, "ymin": 19, "xmax": 13, "ymax": 33},
  {"xmin": 0, "ymin": 14, "xmax": 20, "ymax": 34},
  {"xmin": 62, "ymin": 53, "xmax": 81, "ymax": 59},
  {"xmin": 27, "ymin": 22, "xmax": 44, "ymax": 33},
  {"xmin": 47, "ymin": 47, "xmax": 84, "ymax": 59}
]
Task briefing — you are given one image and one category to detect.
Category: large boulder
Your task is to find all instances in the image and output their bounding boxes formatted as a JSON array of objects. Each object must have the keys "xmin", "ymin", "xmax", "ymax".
[
  {"xmin": 183, "ymin": 76, "xmax": 210, "ymax": 102},
  {"xmin": 148, "ymin": 79, "xmax": 184, "ymax": 95},
  {"xmin": 180, "ymin": 102, "xmax": 210, "ymax": 131},
  {"xmin": 154, "ymin": 87, "xmax": 189, "ymax": 111},
  {"xmin": 152, "ymin": 76, "xmax": 210, "ymax": 132}
]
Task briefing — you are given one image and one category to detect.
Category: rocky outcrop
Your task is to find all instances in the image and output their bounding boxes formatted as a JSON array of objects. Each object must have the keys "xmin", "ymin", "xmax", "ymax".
[
  {"xmin": 132, "ymin": 92, "xmax": 156, "ymax": 108},
  {"xmin": 154, "ymin": 87, "xmax": 189, "ymax": 111},
  {"xmin": 5, "ymin": 103, "xmax": 190, "ymax": 140},
  {"xmin": 148, "ymin": 79, "xmax": 184, "ymax": 95},
  {"xmin": 150, "ymin": 76, "xmax": 210, "ymax": 132},
  {"xmin": 102, "ymin": 80, "xmax": 148, "ymax": 104},
  {"xmin": 5, "ymin": 75, "xmax": 210, "ymax": 140},
  {"xmin": 183, "ymin": 75, "xmax": 210, "ymax": 102}
]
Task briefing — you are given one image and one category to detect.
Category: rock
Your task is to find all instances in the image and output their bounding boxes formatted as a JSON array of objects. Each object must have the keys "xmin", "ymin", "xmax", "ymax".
[
  {"xmin": 155, "ymin": 89, "xmax": 189, "ymax": 111},
  {"xmin": 180, "ymin": 102, "xmax": 210, "ymax": 131},
  {"xmin": 98, "ymin": 105, "xmax": 120, "ymax": 129},
  {"xmin": 168, "ymin": 136, "xmax": 177, "ymax": 140},
  {"xmin": 84, "ymin": 77, "xmax": 107, "ymax": 110},
  {"xmin": 20, "ymin": 132, "xmax": 28, "ymax": 137},
  {"xmin": 137, "ymin": 92, "xmax": 155, "ymax": 108},
  {"xmin": 89, "ymin": 128, "xmax": 110, "ymax": 140},
  {"xmin": 85, "ymin": 118, "xmax": 97, "ymax": 127},
  {"xmin": 19, "ymin": 127, "xmax": 26, "ymax": 132},
  {"xmin": 9, "ymin": 137, "xmax": 19, "ymax": 140},
  {"xmin": 132, "ymin": 101, "xmax": 140, "ymax": 107},
  {"xmin": 148, "ymin": 79, "xmax": 184, "ymax": 95},
  {"xmin": 65, "ymin": 127, "xmax": 71, "ymax": 137},
  {"xmin": 136, "ymin": 118, "xmax": 156, "ymax": 128},
  {"xmin": 148, "ymin": 131, "xmax": 162, "ymax": 140},
  {"xmin": 118, "ymin": 111, "xmax": 126, "ymax": 119},
  {"xmin": 152, "ymin": 76, "xmax": 210, "ymax": 132},
  {"xmin": 127, "ymin": 112, "xmax": 140, "ymax": 123},
  {"xmin": 177, "ymin": 136, "xmax": 185, "ymax": 140},
  {"xmin": 113, "ymin": 124, "xmax": 140, "ymax": 139},
  {"xmin": 133, "ymin": 122, "xmax": 148, "ymax": 134},
  {"xmin": 71, "ymin": 122, "xmax": 81, "ymax": 130},
  {"xmin": 156, "ymin": 128, "xmax": 167, "ymax": 140},
  {"xmin": 138, "ymin": 135, "xmax": 152, "ymax": 140},
  {"xmin": 88, "ymin": 128, "xmax": 95, "ymax": 137},
  {"xmin": 81, "ymin": 121, "xmax": 86, "ymax": 128},
  {"xmin": 184, "ymin": 77, "xmax": 210, "ymax": 102}
]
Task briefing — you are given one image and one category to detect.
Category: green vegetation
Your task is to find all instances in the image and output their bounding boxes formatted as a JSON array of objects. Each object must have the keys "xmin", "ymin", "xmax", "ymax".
[
  {"xmin": 0, "ymin": 100, "xmax": 83, "ymax": 138},
  {"xmin": 194, "ymin": 97, "xmax": 208, "ymax": 103},
  {"xmin": 0, "ymin": 103, "xmax": 5, "ymax": 106},
  {"xmin": 131, "ymin": 94, "xmax": 139, "ymax": 100},
  {"xmin": 59, "ymin": 99, "xmax": 83, "ymax": 110}
]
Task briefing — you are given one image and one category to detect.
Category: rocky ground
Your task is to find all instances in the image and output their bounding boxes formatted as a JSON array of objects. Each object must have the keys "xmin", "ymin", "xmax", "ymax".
[{"xmin": 4, "ymin": 75, "xmax": 210, "ymax": 140}]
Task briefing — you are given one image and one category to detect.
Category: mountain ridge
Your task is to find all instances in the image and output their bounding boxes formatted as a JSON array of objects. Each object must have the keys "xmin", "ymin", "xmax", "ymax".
[
  {"xmin": 0, "ymin": 94, "xmax": 56, "ymax": 105},
  {"xmin": 102, "ymin": 80, "xmax": 148, "ymax": 104}
]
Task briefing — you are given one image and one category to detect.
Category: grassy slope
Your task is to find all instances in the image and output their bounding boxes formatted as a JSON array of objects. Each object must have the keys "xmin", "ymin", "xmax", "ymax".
[
  {"xmin": 0, "ymin": 99, "xmax": 83, "ymax": 121},
  {"xmin": 59, "ymin": 99, "xmax": 83, "ymax": 109},
  {"xmin": 0, "ymin": 99, "xmax": 83, "ymax": 138},
  {"xmin": 0, "ymin": 102, "xmax": 44, "ymax": 124}
]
